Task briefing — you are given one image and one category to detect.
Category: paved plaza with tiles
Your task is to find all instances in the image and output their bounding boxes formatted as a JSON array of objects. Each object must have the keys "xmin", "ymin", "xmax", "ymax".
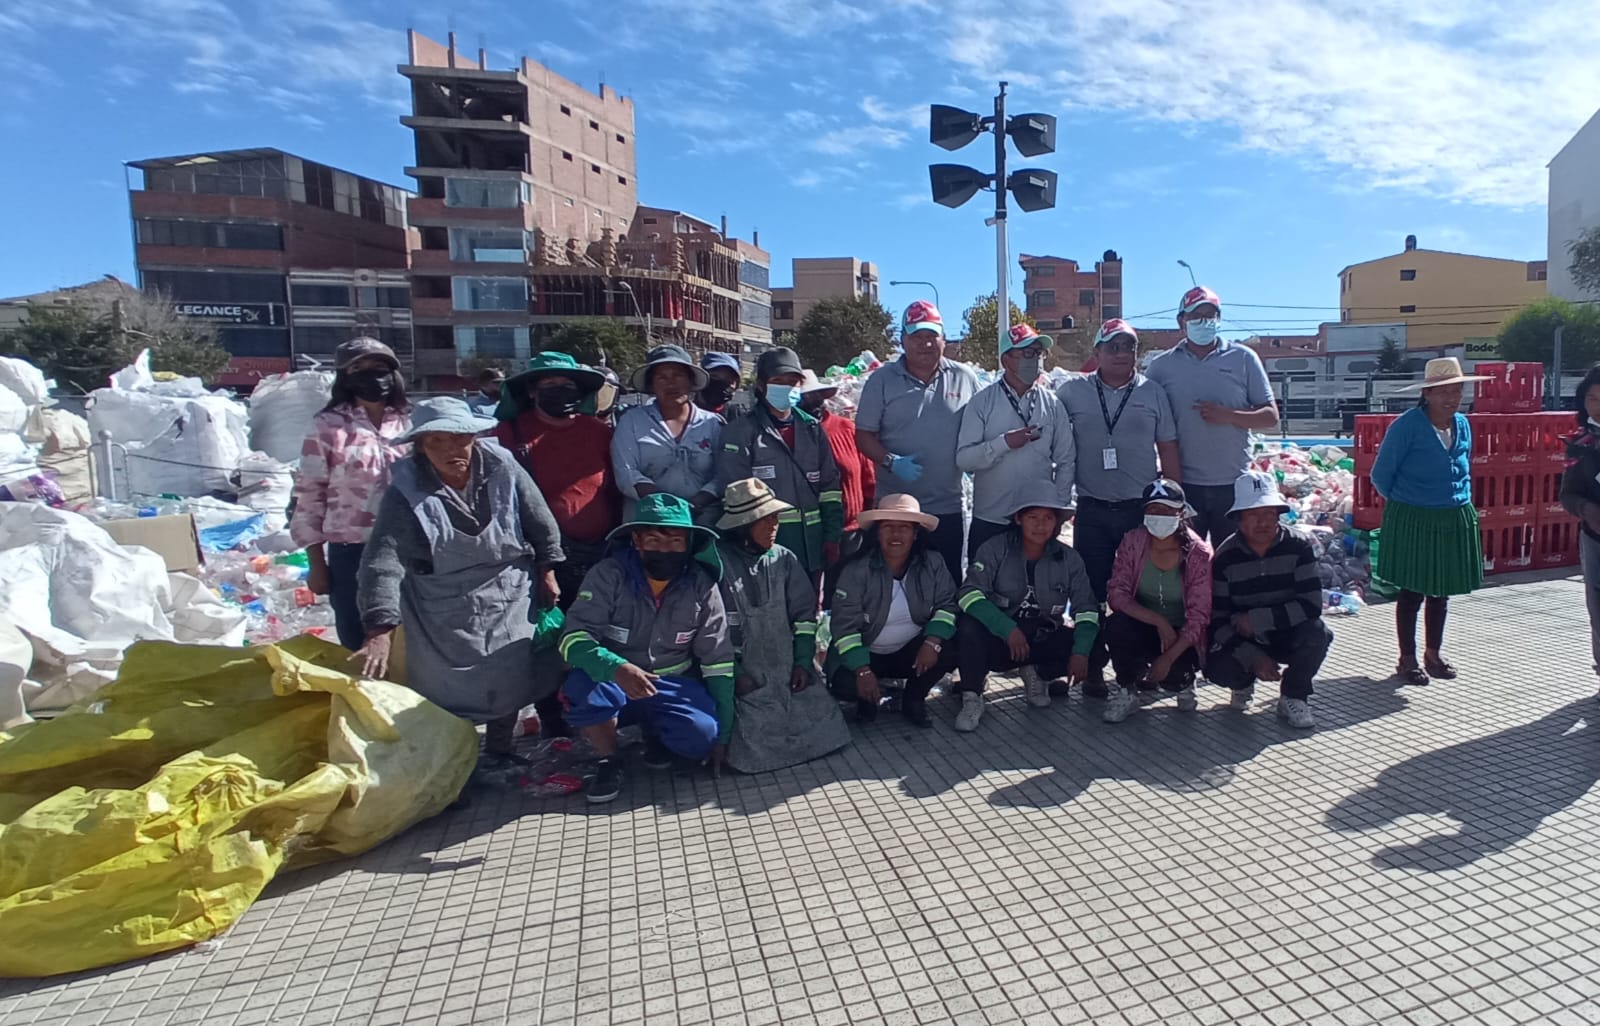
[{"xmin": 4, "ymin": 570, "xmax": 1600, "ymax": 1026}]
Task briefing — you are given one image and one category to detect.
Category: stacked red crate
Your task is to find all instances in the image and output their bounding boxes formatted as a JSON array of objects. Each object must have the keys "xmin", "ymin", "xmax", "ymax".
[{"xmin": 1473, "ymin": 362, "xmax": 1545, "ymax": 414}]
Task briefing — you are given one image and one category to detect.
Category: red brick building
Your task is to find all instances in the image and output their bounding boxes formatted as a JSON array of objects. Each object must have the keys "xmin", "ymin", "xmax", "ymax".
[{"xmin": 1020, "ymin": 250, "xmax": 1124, "ymax": 332}]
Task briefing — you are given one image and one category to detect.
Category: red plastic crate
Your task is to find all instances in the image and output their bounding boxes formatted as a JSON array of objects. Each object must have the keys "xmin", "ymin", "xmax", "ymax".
[
  {"xmin": 1535, "ymin": 465, "xmax": 1568, "ymax": 521},
  {"xmin": 1471, "ymin": 465, "xmax": 1537, "ymax": 525},
  {"xmin": 1353, "ymin": 474, "xmax": 1385, "ymax": 531},
  {"xmin": 1351, "ymin": 414, "xmax": 1396, "ymax": 475},
  {"xmin": 1533, "ymin": 515, "xmax": 1580, "ymax": 568},
  {"xmin": 1467, "ymin": 412, "xmax": 1568, "ymax": 468},
  {"xmin": 1473, "ymin": 362, "xmax": 1544, "ymax": 414},
  {"xmin": 1480, "ymin": 520, "xmax": 1535, "ymax": 575}
]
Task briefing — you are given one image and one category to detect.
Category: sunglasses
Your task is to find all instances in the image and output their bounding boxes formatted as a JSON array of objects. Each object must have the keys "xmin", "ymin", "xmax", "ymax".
[{"xmin": 1098, "ymin": 339, "xmax": 1137, "ymax": 354}]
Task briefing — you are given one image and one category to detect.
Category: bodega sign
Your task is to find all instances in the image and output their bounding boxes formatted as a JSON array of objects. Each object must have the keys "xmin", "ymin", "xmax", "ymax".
[{"xmin": 173, "ymin": 302, "xmax": 284, "ymax": 326}]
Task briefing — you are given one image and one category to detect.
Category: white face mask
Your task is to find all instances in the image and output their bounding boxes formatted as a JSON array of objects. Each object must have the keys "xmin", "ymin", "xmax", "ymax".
[
  {"xmin": 1186, "ymin": 319, "xmax": 1220, "ymax": 346},
  {"xmin": 1144, "ymin": 514, "xmax": 1181, "ymax": 539}
]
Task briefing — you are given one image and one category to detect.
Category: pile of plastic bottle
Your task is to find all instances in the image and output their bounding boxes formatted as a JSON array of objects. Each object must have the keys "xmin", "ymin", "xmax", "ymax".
[
  {"xmin": 1251, "ymin": 441, "xmax": 1374, "ymax": 614},
  {"xmin": 199, "ymin": 549, "xmax": 336, "ymax": 644}
]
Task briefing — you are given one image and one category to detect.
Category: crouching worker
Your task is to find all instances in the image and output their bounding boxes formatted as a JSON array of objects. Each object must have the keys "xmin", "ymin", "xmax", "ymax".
[
  {"xmin": 715, "ymin": 478, "xmax": 851, "ymax": 772},
  {"xmin": 558, "ymin": 493, "xmax": 736, "ymax": 803},
  {"xmin": 953, "ymin": 482, "xmax": 1098, "ymax": 732},
  {"xmin": 355, "ymin": 398, "xmax": 565, "ymax": 763},
  {"xmin": 1208, "ymin": 470, "xmax": 1332, "ymax": 729},
  {"xmin": 1101, "ymin": 479, "xmax": 1213, "ymax": 723},
  {"xmin": 826, "ymin": 495, "xmax": 959, "ymax": 727}
]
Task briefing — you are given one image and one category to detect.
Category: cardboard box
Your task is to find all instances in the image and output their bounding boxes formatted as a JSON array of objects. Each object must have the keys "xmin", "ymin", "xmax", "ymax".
[{"xmin": 101, "ymin": 514, "xmax": 204, "ymax": 575}]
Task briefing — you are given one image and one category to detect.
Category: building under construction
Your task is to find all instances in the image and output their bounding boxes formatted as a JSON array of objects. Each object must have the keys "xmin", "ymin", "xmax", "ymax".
[{"xmin": 399, "ymin": 30, "xmax": 767, "ymax": 387}]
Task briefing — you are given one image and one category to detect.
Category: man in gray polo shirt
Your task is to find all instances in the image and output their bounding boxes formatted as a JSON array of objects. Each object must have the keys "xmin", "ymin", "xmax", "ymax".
[
  {"xmin": 856, "ymin": 299, "xmax": 980, "ymax": 582},
  {"xmin": 1144, "ymin": 285, "xmax": 1278, "ymax": 545},
  {"xmin": 1059, "ymin": 318, "xmax": 1181, "ymax": 691}
]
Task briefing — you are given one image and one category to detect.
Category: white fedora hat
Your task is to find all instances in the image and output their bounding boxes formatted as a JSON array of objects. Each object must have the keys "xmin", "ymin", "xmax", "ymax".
[{"xmin": 1399, "ymin": 357, "xmax": 1492, "ymax": 392}]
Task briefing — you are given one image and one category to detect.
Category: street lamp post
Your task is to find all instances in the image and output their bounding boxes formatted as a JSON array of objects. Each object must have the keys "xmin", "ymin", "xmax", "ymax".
[
  {"xmin": 615, "ymin": 281, "xmax": 652, "ymax": 342},
  {"xmin": 928, "ymin": 87, "xmax": 1057, "ymax": 362},
  {"xmin": 887, "ymin": 279, "xmax": 941, "ymax": 310},
  {"xmin": 1177, "ymin": 260, "xmax": 1197, "ymax": 287}
]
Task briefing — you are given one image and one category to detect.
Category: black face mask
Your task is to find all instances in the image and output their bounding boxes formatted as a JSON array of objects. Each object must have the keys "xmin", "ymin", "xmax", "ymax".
[
  {"xmin": 638, "ymin": 549, "xmax": 689, "ymax": 581},
  {"xmin": 799, "ymin": 396, "xmax": 827, "ymax": 416},
  {"xmin": 346, "ymin": 369, "xmax": 395, "ymax": 402},
  {"xmin": 535, "ymin": 385, "xmax": 582, "ymax": 417},
  {"xmin": 701, "ymin": 383, "xmax": 735, "ymax": 407}
]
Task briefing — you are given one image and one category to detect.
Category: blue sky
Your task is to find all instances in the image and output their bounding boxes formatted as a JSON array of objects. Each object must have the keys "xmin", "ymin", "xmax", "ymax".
[{"xmin": 2, "ymin": 0, "xmax": 1596, "ymax": 340}]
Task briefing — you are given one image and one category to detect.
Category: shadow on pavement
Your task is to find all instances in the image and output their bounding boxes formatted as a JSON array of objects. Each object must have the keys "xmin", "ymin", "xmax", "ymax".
[{"xmin": 1325, "ymin": 698, "xmax": 1600, "ymax": 872}]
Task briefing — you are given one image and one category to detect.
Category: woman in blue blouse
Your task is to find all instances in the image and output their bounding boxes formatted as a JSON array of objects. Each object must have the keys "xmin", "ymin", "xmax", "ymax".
[{"xmin": 1370, "ymin": 358, "xmax": 1489, "ymax": 685}]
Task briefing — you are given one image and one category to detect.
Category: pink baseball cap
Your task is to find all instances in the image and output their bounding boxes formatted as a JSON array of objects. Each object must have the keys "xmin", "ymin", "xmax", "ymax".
[
  {"xmin": 1180, "ymin": 285, "xmax": 1222, "ymax": 316},
  {"xmin": 901, "ymin": 300, "xmax": 945, "ymax": 338},
  {"xmin": 1093, "ymin": 319, "xmax": 1138, "ymax": 347}
]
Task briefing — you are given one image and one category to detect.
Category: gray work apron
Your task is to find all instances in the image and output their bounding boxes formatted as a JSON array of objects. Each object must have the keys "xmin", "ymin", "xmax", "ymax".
[
  {"xmin": 391, "ymin": 447, "xmax": 543, "ymax": 722},
  {"xmin": 724, "ymin": 548, "xmax": 850, "ymax": 774}
]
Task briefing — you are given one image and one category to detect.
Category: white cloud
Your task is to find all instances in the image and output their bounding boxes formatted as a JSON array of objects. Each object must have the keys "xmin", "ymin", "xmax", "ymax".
[
  {"xmin": 811, "ymin": 124, "xmax": 907, "ymax": 156},
  {"xmin": 791, "ymin": 171, "xmax": 825, "ymax": 188}
]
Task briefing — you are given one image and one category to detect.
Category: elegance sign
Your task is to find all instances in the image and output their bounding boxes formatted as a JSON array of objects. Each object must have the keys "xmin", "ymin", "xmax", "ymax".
[{"xmin": 173, "ymin": 302, "xmax": 284, "ymax": 326}]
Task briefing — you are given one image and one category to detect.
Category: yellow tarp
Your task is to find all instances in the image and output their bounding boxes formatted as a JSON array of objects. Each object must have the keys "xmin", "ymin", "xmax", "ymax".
[{"xmin": 0, "ymin": 635, "xmax": 478, "ymax": 977}]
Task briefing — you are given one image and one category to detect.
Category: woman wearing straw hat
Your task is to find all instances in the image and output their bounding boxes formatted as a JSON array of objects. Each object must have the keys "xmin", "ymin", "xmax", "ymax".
[
  {"xmin": 1371, "ymin": 357, "xmax": 1489, "ymax": 685},
  {"xmin": 355, "ymin": 397, "xmax": 565, "ymax": 760},
  {"xmin": 714, "ymin": 478, "xmax": 851, "ymax": 772},
  {"xmin": 824, "ymin": 495, "xmax": 960, "ymax": 727}
]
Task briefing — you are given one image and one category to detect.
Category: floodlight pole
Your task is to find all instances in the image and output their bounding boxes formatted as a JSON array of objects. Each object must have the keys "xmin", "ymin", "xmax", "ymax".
[{"xmin": 993, "ymin": 81, "xmax": 1009, "ymax": 360}]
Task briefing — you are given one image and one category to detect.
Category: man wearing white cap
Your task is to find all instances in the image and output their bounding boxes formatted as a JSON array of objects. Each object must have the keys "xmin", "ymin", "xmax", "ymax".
[
  {"xmin": 1145, "ymin": 286, "xmax": 1278, "ymax": 545},
  {"xmin": 956, "ymin": 323, "xmax": 1075, "ymax": 561},
  {"xmin": 855, "ymin": 300, "xmax": 981, "ymax": 582},
  {"xmin": 1207, "ymin": 470, "xmax": 1332, "ymax": 728}
]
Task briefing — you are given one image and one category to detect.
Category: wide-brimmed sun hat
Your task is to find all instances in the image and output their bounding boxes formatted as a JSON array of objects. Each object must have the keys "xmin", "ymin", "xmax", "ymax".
[
  {"xmin": 1006, "ymin": 480, "xmax": 1075, "ymax": 519},
  {"xmin": 507, "ymin": 351, "xmax": 605, "ymax": 395},
  {"xmin": 1227, "ymin": 470, "xmax": 1291, "ymax": 517},
  {"xmin": 606, "ymin": 492, "xmax": 717, "ymax": 550},
  {"xmin": 717, "ymin": 478, "xmax": 794, "ymax": 531},
  {"xmin": 630, "ymin": 344, "xmax": 710, "ymax": 393},
  {"xmin": 1399, "ymin": 357, "xmax": 1493, "ymax": 392},
  {"xmin": 397, "ymin": 397, "xmax": 497, "ymax": 441},
  {"xmin": 798, "ymin": 369, "xmax": 838, "ymax": 399},
  {"xmin": 858, "ymin": 493, "xmax": 940, "ymax": 532}
]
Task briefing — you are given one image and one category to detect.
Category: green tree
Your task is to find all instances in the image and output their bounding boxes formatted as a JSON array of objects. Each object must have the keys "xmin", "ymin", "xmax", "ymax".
[
  {"xmin": 793, "ymin": 296, "xmax": 894, "ymax": 371},
  {"xmin": 960, "ymin": 293, "xmax": 1034, "ymax": 370},
  {"xmin": 1375, "ymin": 334, "xmax": 1406, "ymax": 374},
  {"xmin": 540, "ymin": 318, "xmax": 651, "ymax": 380},
  {"xmin": 1496, "ymin": 297, "xmax": 1600, "ymax": 369},
  {"xmin": 1566, "ymin": 224, "xmax": 1600, "ymax": 298},
  {"xmin": 0, "ymin": 288, "xmax": 229, "ymax": 392}
]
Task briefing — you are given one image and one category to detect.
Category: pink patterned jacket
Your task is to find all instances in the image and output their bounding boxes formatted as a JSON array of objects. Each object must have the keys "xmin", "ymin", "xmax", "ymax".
[
  {"xmin": 1105, "ymin": 525, "xmax": 1214, "ymax": 661},
  {"xmin": 289, "ymin": 405, "xmax": 411, "ymax": 547}
]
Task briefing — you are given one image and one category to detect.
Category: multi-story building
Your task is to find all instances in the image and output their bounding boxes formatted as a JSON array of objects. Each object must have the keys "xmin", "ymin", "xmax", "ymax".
[
  {"xmin": 771, "ymin": 257, "xmax": 880, "ymax": 334},
  {"xmin": 1020, "ymin": 250, "xmax": 1123, "ymax": 332},
  {"xmin": 286, "ymin": 269, "xmax": 414, "ymax": 370},
  {"xmin": 1337, "ymin": 235, "xmax": 1546, "ymax": 352},
  {"xmin": 1549, "ymin": 108, "xmax": 1600, "ymax": 301},
  {"xmin": 734, "ymin": 237, "xmax": 772, "ymax": 349},
  {"xmin": 128, "ymin": 148, "xmax": 412, "ymax": 387}
]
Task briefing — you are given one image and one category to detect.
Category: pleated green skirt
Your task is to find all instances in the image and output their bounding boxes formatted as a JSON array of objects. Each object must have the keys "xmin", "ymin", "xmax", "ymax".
[{"xmin": 1376, "ymin": 500, "xmax": 1483, "ymax": 596}]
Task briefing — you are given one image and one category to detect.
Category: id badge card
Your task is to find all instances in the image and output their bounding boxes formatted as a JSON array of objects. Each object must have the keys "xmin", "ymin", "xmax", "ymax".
[{"xmin": 1102, "ymin": 447, "xmax": 1118, "ymax": 471}]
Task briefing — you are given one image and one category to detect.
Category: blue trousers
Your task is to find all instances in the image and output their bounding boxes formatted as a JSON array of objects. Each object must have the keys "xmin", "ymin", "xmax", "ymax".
[
  {"xmin": 561, "ymin": 669, "xmax": 719, "ymax": 760},
  {"xmin": 326, "ymin": 542, "xmax": 366, "ymax": 651}
]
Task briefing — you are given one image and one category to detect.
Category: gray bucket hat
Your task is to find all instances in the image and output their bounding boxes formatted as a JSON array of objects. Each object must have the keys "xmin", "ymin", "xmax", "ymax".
[
  {"xmin": 397, "ymin": 397, "xmax": 498, "ymax": 441},
  {"xmin": 1006, "ymin": 480, "xmax": 1076, "ymax": 519},
  {"xmin": 631, "ymin": 344, "xmax": 709, "ymax": 393}
]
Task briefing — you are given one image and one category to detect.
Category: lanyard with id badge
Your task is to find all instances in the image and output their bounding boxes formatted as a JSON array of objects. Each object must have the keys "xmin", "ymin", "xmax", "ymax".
[
  {"xmin": 1095, "ymin": 376, "xmax": 1134, "ymax": 471},
  {"xmin": 1002, "ymin": 381, "xmax": 1042, "ymax": 443}
]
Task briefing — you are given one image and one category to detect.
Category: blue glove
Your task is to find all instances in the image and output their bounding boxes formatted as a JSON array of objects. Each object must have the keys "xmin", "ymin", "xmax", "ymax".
[{"xmin": 889, "ymin": 455, "xmax": 923, "ymax": 483}]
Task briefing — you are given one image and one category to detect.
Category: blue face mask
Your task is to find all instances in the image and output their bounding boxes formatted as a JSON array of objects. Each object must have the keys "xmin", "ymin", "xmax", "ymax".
[
  {"xmin": 1186, "ymin": 319, "xmax": 1220, "ymax": 346},
  {"xmin": 765, "ymin": 383, "xmax": 798, "ymax": 412}
]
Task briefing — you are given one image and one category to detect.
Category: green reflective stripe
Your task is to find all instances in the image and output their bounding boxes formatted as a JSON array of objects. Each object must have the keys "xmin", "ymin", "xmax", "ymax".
[
  {"xmin": 802, "ymin": 510, "xmax": 822, "ymax": 523},
  {"xmin": 819, "ymin": 490, "xmax": 842, "ymax": 502},
  {"xmin": 723, "ymin": 443, "xmax": 741, "ymax": 451},
  {"xmin": 558, "ymin": 631, "xmax": 593, "ymax": 659},
  {"xmin": 777, "ymin": 510, "xmax": 803, "ymax": 523},
  {"xmin": 958, "ymin": 590, "xmax": 987, "ymax": 611},
  {"xmin": 655, "ymin": 659, "xmax": 693, "ymax": 675},
  {"xmin": 1074, "ymin": 610, "xmax": 1101, "ymax": 624},
  {"xmin": 702, "ymin": 662, "xmax": 735, "ymax": 675},
  {"xmin": 836, "ymin": 632, "xmax": 863, "ymax": 652},
  {"xmin": 930, "ymin": 609, "xmax": 956, "ymax": 626},
  {"xmin": 794, "ymin": 621, "xmax": 818, "ymax": 634}
]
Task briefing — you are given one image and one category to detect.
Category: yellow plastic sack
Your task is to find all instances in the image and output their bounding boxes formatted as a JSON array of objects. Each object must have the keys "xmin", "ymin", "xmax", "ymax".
[{"xmin": 0, "ymin": 635, "xmax": 478, "ymax": 977}]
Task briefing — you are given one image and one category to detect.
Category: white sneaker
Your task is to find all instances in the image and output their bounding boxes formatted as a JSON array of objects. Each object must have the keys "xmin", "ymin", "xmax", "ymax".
[
  {"xmin": 1278, "ymin": 697, "xmax": 1316, "ymax": 729},
  {"xmin": 1175, "ymin": 686, "xmax": 1198, "ymax": 711},
  {"xmin": 1103, "ymin": 683, "xmax": 1132, "ymax": 723},
  {"xmin": 1019, "ymin": 665, "xmax": 1051, "ymax": 708},
  {"xmin": 1229, "ymin": 688, "xmax": 1254, "ymax": 711},
  {"xmin": 955, "ymin": 692, "xmax": 984, "ymax": 732}
]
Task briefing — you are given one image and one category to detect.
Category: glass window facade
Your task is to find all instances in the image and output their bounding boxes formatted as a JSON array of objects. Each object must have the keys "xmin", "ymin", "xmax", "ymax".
[
  {"xmin": 740, "ymin": 299, "xmax": 771, "ymax": 328},
  {"xmin": 291, "ymin": 284, "xmax": 352, "ymax": 307},
  {"xmin": 136, "ymin": 219, "xmax": 283, "ymax": 250},
  {"xmin": 739, "ymin": 260, "xmax": 770, "ymax": 290},
  {"xmin": 453, "ymin": 325, "xmax": 530, "ymax": 360},
  {"xmin": 139, "ymin": 153, "xmax": 406, "ymax": 227},
  {"xmin": 142, "ymin": 269, "xmax": 286, "ymax": 303},
  {"xmin": 452, "ymin": 276, "xmax": 528, "ymax": 312},
  {"xmin": 448, "ymin": 228, "xmax": 528, "ymax": 263},
  {"xmin": 444, "ymin": 177, "xmax": 528, "ymax": 208}
]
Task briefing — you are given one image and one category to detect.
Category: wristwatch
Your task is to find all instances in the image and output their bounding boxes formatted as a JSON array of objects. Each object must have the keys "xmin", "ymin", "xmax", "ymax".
[{"xmin": 881, "ymin": 452, "xmax": 898, "ymax": 469}]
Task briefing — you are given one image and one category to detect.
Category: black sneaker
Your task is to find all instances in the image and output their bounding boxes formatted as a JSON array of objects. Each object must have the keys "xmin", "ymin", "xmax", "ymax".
[
  {"xmin": 856, "ymin": 699, "xmax": 879, "ymax": 723},
  {"xmin": 901, "ymin": 699, "xmax": 932, "ymax": 729},
  {"xmin": 587, "ymin": 758, "xmax": 624, "ymax": 804},
  {"xmin": 642, "ymin": 735, "xmax": 673, "ymax": 770},
  {"xmin": 1079, "ymin": 679, "xmax": 1108, "ymax": 699}
]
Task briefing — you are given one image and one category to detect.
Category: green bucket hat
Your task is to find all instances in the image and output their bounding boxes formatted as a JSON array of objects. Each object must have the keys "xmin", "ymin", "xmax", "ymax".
[
  {"xmin": 607, "ymin": 493, "xmax": 721, "ymax": 579},
  {"xmin": 507, "ymin": 350, "xmax": 606, "ymax": 395}
]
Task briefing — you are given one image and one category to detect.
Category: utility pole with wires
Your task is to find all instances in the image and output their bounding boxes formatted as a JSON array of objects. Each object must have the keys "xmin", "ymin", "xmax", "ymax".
[{"xmin": 927, "ymin": 86, "xmax": 1057, "ymax": 362}]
